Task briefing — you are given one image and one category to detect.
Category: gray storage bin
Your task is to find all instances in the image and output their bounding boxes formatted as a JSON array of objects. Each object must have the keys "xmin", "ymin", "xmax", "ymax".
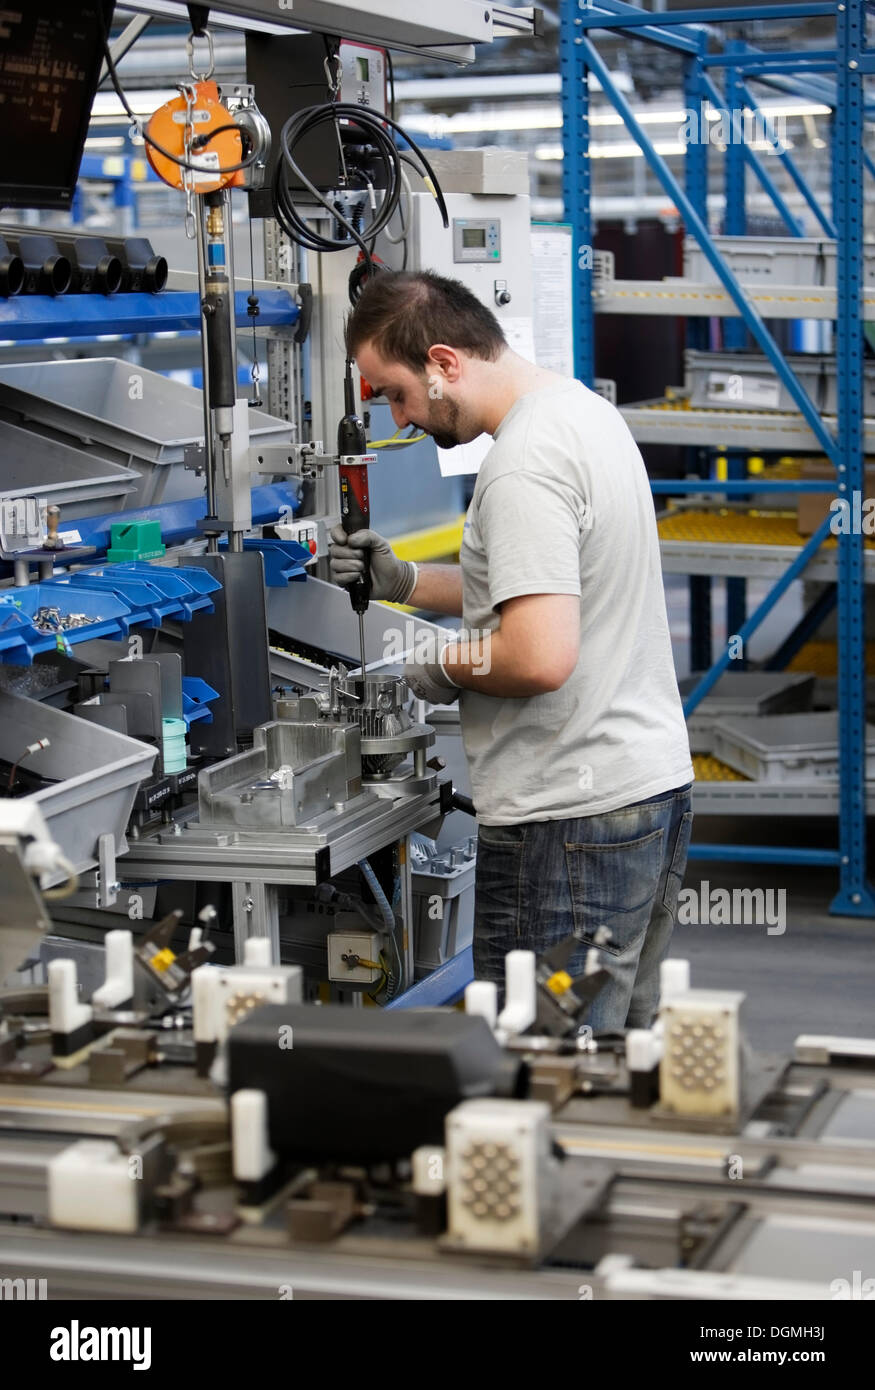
[
  {"xmin": 413, "ymin": 837, "xmax": 476, "ymax": 975},
  {"xmin": 680, "ymin": 671, "xmax": 816, "ymax": 754},
  {"xmin": 0, "ymin": 691, "xmax": 156, "ymax": 882},
  {"xmin": 711, "ymin": 711, "xmax": 875, "ymax": 783},
  {"xmin": 0, "ymin": 358, "xmax": 292, "ymax": 508},
  {"xmin": 684, "ymin": 235, "xmax": 822, "ymax": 287},
  {"xmin": 685, "ymin": 350, "xmax": 875, "ymax": 417},
  {"xmin": 684, "ymin": 235, "xmax": 875, "ymax": 289},
  {"xmin": 684, "ymin": 349, "xmax": 824, "ymax": 413},
  {"xmin": 0, "ymin": 420, "xmax": 138, "ymax": 522}
]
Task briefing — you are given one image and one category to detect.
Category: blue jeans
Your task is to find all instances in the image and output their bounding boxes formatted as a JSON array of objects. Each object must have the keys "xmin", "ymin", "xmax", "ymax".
[{"xmin": 473, "ymin": 786, "xmax": 693, "ymax": 1032}]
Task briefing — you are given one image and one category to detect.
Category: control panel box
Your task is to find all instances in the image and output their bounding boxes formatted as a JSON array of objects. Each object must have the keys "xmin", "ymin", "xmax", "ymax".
[
  {"xmin": 452, "ymin": 218, "xmax": 501, "ymax": 264},
  {"xmin": 382, "ymin": 187, "xmax": 532, "ymax": 332},
  {"xmin": 274, "ymin": 519, "xmax": 321, "ymax": 563}
]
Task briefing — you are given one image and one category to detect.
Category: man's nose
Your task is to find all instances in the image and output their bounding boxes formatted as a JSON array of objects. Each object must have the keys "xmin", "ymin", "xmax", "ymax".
[{"xmin": 390, "ymin": 401, "xmax": 410, "ymax": 430}]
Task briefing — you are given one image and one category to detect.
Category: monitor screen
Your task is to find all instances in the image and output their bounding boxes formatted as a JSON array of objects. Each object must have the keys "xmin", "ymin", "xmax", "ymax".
[
  {"xmin": 462, "ymin": 227, "xmax": 486, "ymax": 249},
  {"xmin": 0, "ymin": 0, "xmax": 115, "ymax": 210}
]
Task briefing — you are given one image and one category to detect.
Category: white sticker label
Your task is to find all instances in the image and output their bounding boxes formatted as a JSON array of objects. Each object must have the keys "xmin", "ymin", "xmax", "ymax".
[
  {"xmin": 706, "ymin": 371, "xmax": 780, "ymax": 410},
  {"xmin": 58, "ymin": 529, "xmax": 82, "ymax": 544},
  {"xmin": 190, "ymin": 150, "xmax": 221, "ymax": 187}
]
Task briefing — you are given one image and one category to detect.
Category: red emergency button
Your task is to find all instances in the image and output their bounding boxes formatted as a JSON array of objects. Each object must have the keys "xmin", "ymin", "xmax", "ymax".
[{"xmin": 308, "ymin": 540, "xmax": 317, "ymax": 555}]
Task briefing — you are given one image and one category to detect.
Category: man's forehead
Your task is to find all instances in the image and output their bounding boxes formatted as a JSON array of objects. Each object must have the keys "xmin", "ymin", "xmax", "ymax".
[{"xmin": 356, "ymin": 347, "xmax": 420, "ymax": 395}]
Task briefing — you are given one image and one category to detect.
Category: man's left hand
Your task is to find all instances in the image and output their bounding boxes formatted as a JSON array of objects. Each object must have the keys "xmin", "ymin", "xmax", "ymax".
[{"xmin": 403, "ymin": 640, "xmax": 460, "ymax": 705}]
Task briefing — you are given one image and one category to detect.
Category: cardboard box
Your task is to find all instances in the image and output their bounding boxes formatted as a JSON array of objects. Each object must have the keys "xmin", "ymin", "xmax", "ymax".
[{"xmin": 796, "ymin": 459, "xmax": 875, "ymax": 535}]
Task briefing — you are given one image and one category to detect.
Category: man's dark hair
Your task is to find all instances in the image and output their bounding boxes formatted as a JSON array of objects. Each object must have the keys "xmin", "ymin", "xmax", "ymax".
[{"xmin": 346, "ymin": 270, "xmax": 507, "ymax": 371}]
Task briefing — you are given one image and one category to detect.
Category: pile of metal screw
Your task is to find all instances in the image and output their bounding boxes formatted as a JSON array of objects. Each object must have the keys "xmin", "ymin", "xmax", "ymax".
[{"xmin": 32, "ymin": 606, "xmax": 97, "ymax": 633}]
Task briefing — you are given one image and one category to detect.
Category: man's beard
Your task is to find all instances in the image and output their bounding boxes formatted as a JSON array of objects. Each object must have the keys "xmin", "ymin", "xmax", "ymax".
[{"xmin": 425, "ymin": 398, "xmax": 461, "ymax": 449}]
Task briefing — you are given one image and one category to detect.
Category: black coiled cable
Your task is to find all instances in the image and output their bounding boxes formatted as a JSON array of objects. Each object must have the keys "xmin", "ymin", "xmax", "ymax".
[{"xmin": 271, "ymin": 101, "xmax": 449, "ymax": 302}]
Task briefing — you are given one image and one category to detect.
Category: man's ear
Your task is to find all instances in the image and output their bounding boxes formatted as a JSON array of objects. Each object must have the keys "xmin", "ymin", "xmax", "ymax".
[{"xmin": 427, "ymin": 344, "xmax": 463, "ymax": 384}]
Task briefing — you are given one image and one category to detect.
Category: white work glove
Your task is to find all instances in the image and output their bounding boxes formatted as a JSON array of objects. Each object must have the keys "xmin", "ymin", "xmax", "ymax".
[
  {"xmin": 403, "ymin": 637, "xmax": 461, "ymax": 706},
  {"xmin": 328, "ymin": 525, "xmax": 418, "ymax": 604}
]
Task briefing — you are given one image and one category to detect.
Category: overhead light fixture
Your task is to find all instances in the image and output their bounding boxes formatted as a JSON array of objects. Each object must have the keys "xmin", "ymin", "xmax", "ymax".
[
  {"xmin": 91, "ymin": 89, "xmax": 177, "ymax": 120},
  {"xmin": 536, "ymin": 138, "xmax": 792, "ymax": 162},
  {"xmin": 401, "ymin": 105, "xmax": 563, "ymax": 136},
  {"xmin": 399, "ymin": 96, "xmax": 835, "ymax": 142}
]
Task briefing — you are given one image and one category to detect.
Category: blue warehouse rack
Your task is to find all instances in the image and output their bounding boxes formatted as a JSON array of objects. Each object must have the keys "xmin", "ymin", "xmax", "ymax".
[{"xmin": 560, "ymin": 0, "xmax": 875, "ymax": 915}]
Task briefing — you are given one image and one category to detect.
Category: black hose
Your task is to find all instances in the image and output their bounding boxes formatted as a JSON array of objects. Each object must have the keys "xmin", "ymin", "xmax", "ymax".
[{"xmin": 271, "ymin": 101, "xmax": 448, "ymax": 303}]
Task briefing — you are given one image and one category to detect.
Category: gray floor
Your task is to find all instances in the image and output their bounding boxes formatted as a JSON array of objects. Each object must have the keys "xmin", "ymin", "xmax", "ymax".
[{"xmin": 672, "ymin": 834, "xmax": 875, "ymax": 1054}]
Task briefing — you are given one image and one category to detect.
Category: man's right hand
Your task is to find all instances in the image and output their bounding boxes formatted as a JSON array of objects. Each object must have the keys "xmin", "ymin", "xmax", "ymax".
[{"xmin": 328, "ymin": 525, "xmax": 418, "ymax": 604}]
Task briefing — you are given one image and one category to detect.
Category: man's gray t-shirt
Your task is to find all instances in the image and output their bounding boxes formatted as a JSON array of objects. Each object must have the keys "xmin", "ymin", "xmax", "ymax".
[{"xmin": 458, "ymin": 378, "xmax": 693, "ymax": 825}]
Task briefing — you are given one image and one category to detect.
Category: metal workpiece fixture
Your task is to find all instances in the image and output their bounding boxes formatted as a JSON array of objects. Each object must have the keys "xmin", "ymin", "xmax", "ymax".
[
  {"xmin": 198, "ymin": 717, "xmax": 367, "ymax": 832},
  {"xmin": 278, "ymin": 667, "xmax": 436, "ymax": 792}
]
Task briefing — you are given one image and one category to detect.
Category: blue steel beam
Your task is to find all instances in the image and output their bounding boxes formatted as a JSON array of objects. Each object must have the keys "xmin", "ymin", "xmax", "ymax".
[
  {"xmin": 720, "ymin": 46, "xmax": 755, "ymax": 672},
  {"xmin": 384, "ymin": 947, "xmax": 473, "ymax": 1010},
  {"xmin": 728, "ymin": 106, "xmax": 807, "ymax": 239},
  {"xmin": 703, "ymin": 51, "xmax": 836, "ymax": 69},
  {"xmin": 688, "ymin": 845, "xmax": 842, "ymax": 866},
  {"xmin": 831, "ymin": 0, "xmax": 875, "ymax": 917},
  {"xmin": 650, "ymin": 480, "xmax": 835, "ymax": 494},
  {"xmin": 682, "ymin": 508, "xmax": 837, "ymax": 718},
  {"xmin": 723, "ymin": 41, "xmax": 749, "ymax": 347},
  {"xmin": 581, "ymin": 37, "xmax": 840, "ymax": 464},
  {"xmin": 561, "ymin": 1, "xmax": 594, "ymax": 386},
  {"xmin": 723, "ymin": 38, "xmax": 749, "ymax": 647},
  {"xmin": 763, "ymin": 583, "xmax": 837, "ymax": 670},
  {"xmin": 712, "ymin": 64, "xmax": 838, "ymax": 75},
  {"xmin": 576, "ymin": 4, "xmax": 834, "ymax": 29},
  {"xmin": 732, "ymin": 147, "xmax": 804, "ymax": 237},
  {"xmin": 721, "ymin": 42, "xmax": 752, "ymax": 652},
  {"xmin": 738, "ymin": 78, "xmax": 836, "ymax": 236},
  {"xmin": 0, "ymin": 290, "xmax": 299, "ymax": 342},
  {"xmin": 683, "ymin": 39, "xmax": 713, "ymax": 676},
  {"xmin": 573, "ymin": 0, "xmax": 701, "ymax": 53}
]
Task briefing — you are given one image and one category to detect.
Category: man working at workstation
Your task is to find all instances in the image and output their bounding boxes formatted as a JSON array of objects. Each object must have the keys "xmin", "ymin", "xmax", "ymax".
[{"xmin": 329, "ymin": 270, "xmax": 694, "ymax": 1031}]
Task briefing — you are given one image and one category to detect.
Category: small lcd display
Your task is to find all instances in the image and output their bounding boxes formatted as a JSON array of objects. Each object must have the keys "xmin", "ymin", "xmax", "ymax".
[
  {"xmin": 356, "ymin": 56, "xmax": 370, "ymax": 82},
  {"xmin": 462, "ymin": 228, "xmax": 486, "ymax": 248}
]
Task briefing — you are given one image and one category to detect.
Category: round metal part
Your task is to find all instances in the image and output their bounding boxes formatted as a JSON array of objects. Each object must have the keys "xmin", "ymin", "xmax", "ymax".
[{"xmin": 359, "ymin": 726, "xmax": 435, "ymax": 756}]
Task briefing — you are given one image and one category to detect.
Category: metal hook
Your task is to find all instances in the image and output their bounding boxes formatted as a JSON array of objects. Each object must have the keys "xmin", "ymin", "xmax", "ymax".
[
  {"xmin": 186, "ymin": 28, "xmax": 214, "ymax": 82},
  {"xmin": 323, "ymin": 52, "xmax": 341, "ymax": 97}
]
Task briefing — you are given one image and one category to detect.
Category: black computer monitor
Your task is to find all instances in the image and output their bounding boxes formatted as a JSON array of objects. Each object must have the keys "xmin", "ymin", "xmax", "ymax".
[{"xmin": 0, "ymin": 0, "xmax": 115, "ymax": 211}]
